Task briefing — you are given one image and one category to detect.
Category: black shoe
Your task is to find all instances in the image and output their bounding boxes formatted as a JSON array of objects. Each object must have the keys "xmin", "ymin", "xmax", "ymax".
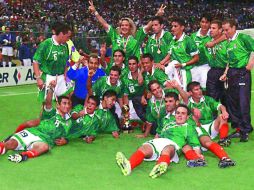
[
  {"xmin": 218, "ymin": 157, "xmax": 236, "ymax": 168},
  {"xmin": 228, "ymin": 131, "xmax": 241, "ymax": 139},
  {"xmin": 218, "ymin": 138, "xmax": 231, "ymax": 147},
  {"xmin": 187, "ymin": 159, "xmax": 207, "ymax": 167},
  {"xmin": 240, "ymin": 132, "xmax": 249, "ymax": 142}
]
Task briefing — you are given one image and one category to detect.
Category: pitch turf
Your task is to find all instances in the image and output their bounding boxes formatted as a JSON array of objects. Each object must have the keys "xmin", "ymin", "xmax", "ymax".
[{"xmin": 0, "ymin": 72, "xmax": 254, "ymax": 190}]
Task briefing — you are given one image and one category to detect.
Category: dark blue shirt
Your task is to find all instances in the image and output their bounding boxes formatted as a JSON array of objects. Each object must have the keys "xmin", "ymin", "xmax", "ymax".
[{"xmin": 67, "ymin": 66, "xmax": 106, "ymax": 99}]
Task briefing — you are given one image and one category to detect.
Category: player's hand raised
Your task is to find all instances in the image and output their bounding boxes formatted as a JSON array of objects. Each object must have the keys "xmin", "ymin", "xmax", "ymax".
[{"xmin": 88, "ymin": 1, "xmax": 96, "ymax": 14}]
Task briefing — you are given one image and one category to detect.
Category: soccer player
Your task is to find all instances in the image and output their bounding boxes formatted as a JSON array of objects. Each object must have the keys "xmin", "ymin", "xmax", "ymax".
[
  {"xmin": 95, "ymin": 90, "xmax": 120, "ymax": 138},
  {"xmin": 67, "ymin": 54, "xmax": 106, "ymax": 107},
  {"xmin": 144, "ymin": 16, "xmax": 173, "ymax": 64},
  {"xmin": 0, "ymin": 96, "xmax": 72, "ymax": 163},
  {"xmin": 0, "ymin": 26, "xmax": 16, "ymax": 67},
  {"xmin": 88, "ymin": 1, "xmax": 165, "ymax": 62},
  {"xmin": 142, "ymin": 53, "xmax": 170, "ymax": 89},
  {"xmin": 68, "ymin": 95, "xmax": 100, "ymax": 143},
  {"xmin": 161, "ymin": 17, "xmax": 199, "ymax": 90},
  {"xmin": 206, "ymin": 20, "xmax": 228, "ymax": 102},
  {"xmin": 185, "ymin": 82, "xmax": 231, "ymax": 146},
  {"xmin": 190, "ymin": 14, "xmax": 212, "ymax": 90},
  {"xmin": 222, "ymin": 19, "xmax": 254, "ymax": 142},
  {"xmin": 122, "ymin": 56, "xmax": 146, "ymax": 122},
  {"xmin": 33, "ymin": 22, "xmax": 71, "ymax": 102},
  {"xmin": 138, "ymin": 80, "xmax": 167, "ymax": 138},
  {"xmin": 103, "ymin": 49, "xmax": 129, "ymax": 78},
  {"xmin": 115, "ymin": 104, "xmax": 204, "ymax": 178}
]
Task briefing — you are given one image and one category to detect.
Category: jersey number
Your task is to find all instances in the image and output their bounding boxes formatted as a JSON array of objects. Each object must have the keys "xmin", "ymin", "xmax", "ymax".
[
  {"xmin": 129, "ymin": 86, "xmax": 135, "ymax": 93},
  {"xmin": 20, "ymin": 131, "xmax": 28, "ymax": 137}
]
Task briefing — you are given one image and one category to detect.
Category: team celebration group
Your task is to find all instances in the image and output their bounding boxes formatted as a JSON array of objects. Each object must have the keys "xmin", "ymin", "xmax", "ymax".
[{"xmin": 1, "ymin": 1, "xmax": 254, "ymax": 178}]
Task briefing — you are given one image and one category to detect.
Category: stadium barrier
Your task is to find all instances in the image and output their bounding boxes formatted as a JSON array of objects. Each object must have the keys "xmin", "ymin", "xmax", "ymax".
[{"xmin": 0, "ymin": 66, "xmax": 36, "ymax": 87}]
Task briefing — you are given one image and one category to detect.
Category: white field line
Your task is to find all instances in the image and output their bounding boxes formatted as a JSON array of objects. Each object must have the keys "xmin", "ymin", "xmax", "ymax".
[{"xmin": 0, "ymin": 91, "xmax": 37, "ymax": 96}]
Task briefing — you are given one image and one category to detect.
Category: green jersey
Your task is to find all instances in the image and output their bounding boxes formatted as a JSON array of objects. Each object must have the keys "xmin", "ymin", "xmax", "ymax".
[
  {"xmin": 191, "ymin": 30, "xmax": 212, "ymax": 66},
  {"xmin": 146, "ymin": 95, "xmax": 166, "ymax": 127},
  {"xmin": 169, "ymin": 33, "xmax": 199, "ymax": 70},
  {"xmin": 122, "ymin": 71, "xmax": 145, "ymax": 99},
  {"xmin": 68, "ymin": 105, "xmax": 99, "ymax": 138},
  {"xmin": 41, "ymin": 107, "xmax": 56, "ymax": 120},
  {"xmin": 144, "ymin": 30, "xmax": 173, "ymax": 63},
  {"xmin": 27, "ymin": 112, "xmax": 72, "ymax": 147},
  {"xmin": 33, "ymin": 38, "xmax": 69, "ymax": 76},
  {"xmin": 187, "ymin": 96, "xmax": 221, "ymax": 125},
  {"xmin": 205, "ymin": 39, "xmax": 228, "ymax": 68},
  {"xmin": 107, "ymin": 26, "xmax": 146, "ymax": 62},
  {"xmin": 92, "ymin": 76, "xmax": 124, "ymax": 99},
  {"xmin": 105, "ymin": 62, "xmax": 129, "ymax": 78},
  {"xmin": 226, "ymin": 32, "xmax": 254, "ymax": 68},
  {"xmin": 160, "ymin": 119, "xmax": 200, "ymax": 150},
  {"xmin": 144, "ymin": 67, "xmax": 168, "ymax": 88},
  {"xmin": 156, "ymin": 112, "xmax": 175, "ymax": 135},
  {"xmin": 95, "ymin": 108, "xmax": 119, "ymax": 133}
]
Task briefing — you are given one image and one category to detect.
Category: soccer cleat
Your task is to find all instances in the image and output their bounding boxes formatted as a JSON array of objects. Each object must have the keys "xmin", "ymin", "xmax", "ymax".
[
  {"xmin": 8, "ymin": 154, "xmax": 28, "ymax": 163},
  {"xmin": 240, "ymin": 132, "xmax": 249, "ymax": 142},
  {"xmin": 187, "ymin": 159, "xmax": 207, "ymax": 167},
  {"xmin": 218, "ymin": 138, "xmax": 231, "ymax": 147},
  {"xmin": 149, "ymin": 162, "xmax": 168, "ymax": 178},
  {"xmin": 228, "ymin": 131, "xmax": 241, "ymax": 139},
  {"xmin": 116, "ymin": 152, "xmax": 131, "ymax": 176},
  {"xmin": 218, "ymin": 157, "xmax": 236, "ymax": 168}
]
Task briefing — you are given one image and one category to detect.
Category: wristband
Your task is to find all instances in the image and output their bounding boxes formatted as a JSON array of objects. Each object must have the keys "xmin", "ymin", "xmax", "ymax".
[
  {"xmin": 94, "ymin": 11, "xmax": 99, "ymax": 16},
  {"xmin": 35, "ymin": 75, "xmax": 41, "ymax": 79},
  {"xmin": 182, "ymin": 63, "xmax": 187, "ymax": 67}
]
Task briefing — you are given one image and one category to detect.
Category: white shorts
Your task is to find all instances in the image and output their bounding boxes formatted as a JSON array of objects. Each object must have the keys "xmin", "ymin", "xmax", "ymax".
[
  {"xmin": 2, "ymin": 46, "xmax": 14, "ymax": 56},
  {"xmin": 201, "ymin": 120, "xmax": 218, "ymax": 139},
  {"xmin": 165, "ymin": 60, "xmax": 188, "ymax": 91},
  {"xmin": 23, "ymin": 58, "xmax": 32, "ymax": 66},
  {"xmin": 191, "ymin": 64, "xmax": 210, "ymax": 88},
  {"xmin": 129, "ymin": 100, "xmax": 140, "ymax": 120},
  {"xmin": 45, "ymin": 74, "xmax": 68, "ymax": 98},
  {"xmin": 11, "ymin": 130, "xmax": 43, "ymax": 151},
  {"xmin": 143, "ymin": 138, "xmax": 179, "ymax": 163}
]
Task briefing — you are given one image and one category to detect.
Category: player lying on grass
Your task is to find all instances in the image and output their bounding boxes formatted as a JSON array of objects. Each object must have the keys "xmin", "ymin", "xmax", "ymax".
[
  {"xmin": 0, "ymin": 96, "xmax": 72, "ymax": 163},
  {"xmin": 68, "ymin": 95, "xmax": 101, "ymax": 143},
  {"xmin": 116, "ymin": 104, "xmax": 206, "ymax": 178},
  {"xmin": 184, "ymin": 81, "xmax": 231, "ymax": 146}
]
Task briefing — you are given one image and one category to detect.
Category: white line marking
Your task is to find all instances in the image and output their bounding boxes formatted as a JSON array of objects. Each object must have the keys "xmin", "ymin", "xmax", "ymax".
[{"xmin": 0, "ymin": 92, "xmax": 37, "ymax": 96}]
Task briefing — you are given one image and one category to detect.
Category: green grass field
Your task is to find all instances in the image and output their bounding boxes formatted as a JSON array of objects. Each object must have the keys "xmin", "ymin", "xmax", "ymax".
[{"xmin": 0, "ymin": 72, "xmax": 254, "ymax": 190}]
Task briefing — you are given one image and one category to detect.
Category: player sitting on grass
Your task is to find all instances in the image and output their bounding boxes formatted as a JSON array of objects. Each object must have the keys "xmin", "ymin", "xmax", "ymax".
[
  {"xmin": 184, "ymin": 81, "xmax": 231, "ymax": 146},
  {"xmin": 0, "ymin": 96, "xmax": 72, "ymax": 163},
  {"xmin": 116, "ymin": 104, "xmax": 205, "ymax": 178}
]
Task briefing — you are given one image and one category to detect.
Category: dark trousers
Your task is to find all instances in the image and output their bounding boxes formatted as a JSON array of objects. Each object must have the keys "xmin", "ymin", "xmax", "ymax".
[
  {"xmin": 71, "ymin": 94, "xmax": 86, "ymax": 108},
  {"xmin": 206, "ymin": 68, "xmax": 226, "ymax": 103},
  {"xmin": 131, "ymin": 95, "xmax": 146, "ymax": 122},
  {"xmin": 226, "ymin": 68, "xmax": 253, "ymax": 133},
  {"xmin": 110, "ymin": 106, "xmax": 121, "ymax": 129}
]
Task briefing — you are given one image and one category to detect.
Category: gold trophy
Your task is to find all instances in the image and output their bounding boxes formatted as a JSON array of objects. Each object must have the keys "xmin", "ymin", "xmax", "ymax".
[{"xmin": 121, "ymin": 104, "xmax": 133, "ymax": 133}]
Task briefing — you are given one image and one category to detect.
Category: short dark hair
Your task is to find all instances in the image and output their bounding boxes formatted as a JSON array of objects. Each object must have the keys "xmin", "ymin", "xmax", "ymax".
[
  {"xmin": 51, "ymin": 22, "xmax": 71, "ymax": 35},
  {"xmin": 142, "ymin": 53, "xmax": 154, "ymax": 61},
  {"xmin": 152, "ymin": 16, "xmax": 164, "ymax": 25},
  {"xmin": 87, "ymin": 95, "xmax": 100, "ymax": 106},
  {"xmin": 110, "ymin": 65, "xmax": 121, "ymax": 76},
  {"xmin": 187, "ymin": 81, "xmax": 200, "ymax": 92},
  {"xmin": 211, "ymin": 19, "xmax": 222, "ymax": 28},
  {"xmin": 165, "ymin": 92, "xmax": 179, "ymax": 101},
  {"xmin": 222, "ymin": 19, "xmax": 237, "ymax": 28},
  {"xmin": 57, "ymin": 96, "xmax": 70, "ymax": 104},
  {"xmin": 176, "ymin": 104, "xmax": 191, "ymax": 115},
  {"xmin": 102, "ymin": 90, "xmax": 117, "ymax": 100},
  {"xmin": 128, "ymin": 55, "xmax": 138, "ymax": 63},
  {"xmin": 200, "ymin": 13, "xmax": 212, "ymax": 23},
  {"xmin": 113, "ymin": 49, "xmax": 125, "ymax": 58},
  {"xmin": 89, "ymin": 53, "xmax": 99, "ymax": 62},
  {"xmin": 171, "ymin": 17, "xmax": 185, "ymax": 27},
  {"xmin": 148, "ymin": 80, "xmax": 160, "ymax": 92}
]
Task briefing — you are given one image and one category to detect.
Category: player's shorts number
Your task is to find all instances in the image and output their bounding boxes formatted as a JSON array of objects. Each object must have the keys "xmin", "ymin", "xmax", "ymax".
[{"xmin": 20, "ymin": 131, "xmax": 28, "ymax": 137}]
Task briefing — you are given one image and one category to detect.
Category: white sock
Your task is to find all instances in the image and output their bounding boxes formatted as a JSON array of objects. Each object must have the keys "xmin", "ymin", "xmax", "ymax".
[
  {"xmin": 2, "ymin": 62, "xmax": 6, "ymax": 67},
  {"xmin": 8, "ymin": 62, "xmax": 12, "ymax": 67}
]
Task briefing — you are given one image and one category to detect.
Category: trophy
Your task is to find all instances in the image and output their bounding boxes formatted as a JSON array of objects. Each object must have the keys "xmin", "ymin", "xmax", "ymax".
[{"xmin": 121, "ymin": 104, "xmax": 133, "ymax": 133}]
